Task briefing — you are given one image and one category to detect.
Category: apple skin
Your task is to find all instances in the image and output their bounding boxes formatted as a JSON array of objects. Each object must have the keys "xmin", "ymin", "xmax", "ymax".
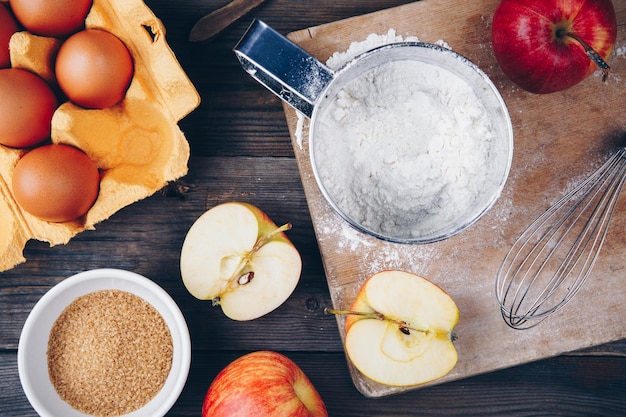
[
  {"xmin": 343, "ymin": 270, "xmax": 459, "ymax": 387},
  {"xmin": 202, "ymin": 351, "xmax": 328, "ymax": 417},
  {"xmin": 492, "ymin": 0, "xmax": 617, "ymax": 94},
  {"xmin": 180, "ymin": 202, "xmax": 302, "ymax": 321}
]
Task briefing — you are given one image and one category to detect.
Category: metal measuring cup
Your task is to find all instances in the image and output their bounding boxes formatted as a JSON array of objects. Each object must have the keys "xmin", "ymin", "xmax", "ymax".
[{"xmin": 234, "ymin": 20, "xmax": 513, "ymax": 244}]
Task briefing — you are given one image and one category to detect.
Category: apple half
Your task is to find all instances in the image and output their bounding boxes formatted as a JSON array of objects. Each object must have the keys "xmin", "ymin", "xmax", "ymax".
[
  {"xmin": 180, "ymin": 202, "xmax": 302, "ymax": 321},
  {"xmin": 329, "ymin": 270, "xmax": 459, "ymax": 387}
]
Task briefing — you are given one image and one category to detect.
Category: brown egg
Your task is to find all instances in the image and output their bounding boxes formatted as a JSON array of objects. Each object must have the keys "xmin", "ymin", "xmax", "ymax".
[
  {"xmin": 12, "ymin": 144, "xmax": 100, "ymax": 223},
  {"xmin": 0, "ymin": 3, "xmax": 19, "ymax": 68},
  {"xmin": 55, "ymin": 29, "xmax": 133, "ymax": 109},
  {"xmin": 0, "ymin": 68, "xmax": 58, "ymax": 148},
  {"xmin": 9, "ymin": 0, "xmax": 92, "ymax": 38}
]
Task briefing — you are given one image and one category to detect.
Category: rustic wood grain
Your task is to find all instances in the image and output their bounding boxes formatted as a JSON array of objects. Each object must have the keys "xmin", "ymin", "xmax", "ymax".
[
  {"xmin": 3, "ymin": 349, "xmax": 625, "ymax": 417},
  {"xmin": 282, "ymin": 0, "xmax": 626, "ymax": 398},
  {"xmin": 1, "ymin": 0, "xmax": 624, "ymax": 415}
]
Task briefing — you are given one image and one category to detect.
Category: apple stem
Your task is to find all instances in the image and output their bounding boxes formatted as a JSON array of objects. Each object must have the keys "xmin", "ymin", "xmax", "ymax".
[
  {"xmin": 251, "ymin": 223, "xmax": 292, "ymax": 254},
  {"xmin": 560, "ymin": 30, "xmax": 610, "ymax": 82},
  {"xmin": 324, "ymin": 308, "xmax": 428, "ymax": 335},
  {"xmin": 229, "ymin": 223, "xmax": 292, "ymax": 288}
]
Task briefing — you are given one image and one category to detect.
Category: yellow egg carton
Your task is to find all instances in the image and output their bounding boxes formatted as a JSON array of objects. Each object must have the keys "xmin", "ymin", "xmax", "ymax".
[{"xmin": 0, "ymin": 0, "xmax": 200, "ymax": 271}]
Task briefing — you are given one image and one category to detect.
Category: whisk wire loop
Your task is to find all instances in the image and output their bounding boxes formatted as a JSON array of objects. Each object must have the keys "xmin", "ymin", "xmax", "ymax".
[{"xmin": 496, "ymin": 145, "xmax": 626, "ymax": 329}]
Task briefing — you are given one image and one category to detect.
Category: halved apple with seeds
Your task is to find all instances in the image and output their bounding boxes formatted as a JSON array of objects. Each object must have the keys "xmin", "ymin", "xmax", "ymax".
[
  {"xmin": 328, "ymin": 270, "xmax": 459, "ymax": 387},
  {"xmin": 180, "ymin": 202, "xmax": 302, "ymax": 321}
]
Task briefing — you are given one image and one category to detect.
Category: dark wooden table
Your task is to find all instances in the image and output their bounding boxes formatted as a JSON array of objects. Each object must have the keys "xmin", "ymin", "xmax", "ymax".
[{"xmin": 2, "ymin": 1, "xmax": 625, "ymax": 415}]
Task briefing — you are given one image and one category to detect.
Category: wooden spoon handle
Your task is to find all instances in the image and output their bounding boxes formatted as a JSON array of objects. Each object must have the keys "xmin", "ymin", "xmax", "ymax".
[{"xmin": 189, "ymin": 0, "xmax": 268, "ymax": 42}]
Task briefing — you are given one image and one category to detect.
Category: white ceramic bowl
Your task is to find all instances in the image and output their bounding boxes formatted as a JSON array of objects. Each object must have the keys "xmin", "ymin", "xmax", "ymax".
[{"xmin": 18, "ymin": 268, "xmax": 191, "ymax": 417}]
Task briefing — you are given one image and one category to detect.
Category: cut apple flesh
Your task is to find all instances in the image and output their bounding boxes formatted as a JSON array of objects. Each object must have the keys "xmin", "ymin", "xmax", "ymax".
[
  {"xmin": 343, "ymin": 270, "xmax": 459, "ymax": 387},
  {"xmin": 181, "ymin": 204, "xmax": 260, "ymax": 299},
  {"xmin": 180, "ymin": 202, "xmax": 302, "ymax": 321},
  {"xmin": 379, "ymin": 322, "xmax": 429, "ymax": 361},
  {"xmin": 219, "ymin": 239, "xmax": 301, "ymax": 320},
  {"xmin": 346, "ymin": 320, "xmax": 457, "ymax": 386}
]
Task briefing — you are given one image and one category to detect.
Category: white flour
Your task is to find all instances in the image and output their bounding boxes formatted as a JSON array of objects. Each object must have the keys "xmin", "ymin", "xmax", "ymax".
[
  {"xmin": 311, "ymin": 34, "xmax": 494, "ymax": 239},
  {"xmin": 295, "ymin": 29, "xmax": 421, "ymax": 149}
]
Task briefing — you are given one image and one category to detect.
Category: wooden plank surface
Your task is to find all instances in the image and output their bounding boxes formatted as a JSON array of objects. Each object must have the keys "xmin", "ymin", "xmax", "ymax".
[
  {"xmin": 1, "ymin": 0, "xmax": 625, "ymax": 415},
  {"xmin": 281, "ymin": 0, "xmax": 626, "ymax": 397}
]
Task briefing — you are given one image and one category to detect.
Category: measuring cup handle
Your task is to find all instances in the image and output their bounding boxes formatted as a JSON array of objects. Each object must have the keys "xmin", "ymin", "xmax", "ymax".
[{"xmin": 234, "ymin": 19, "xmax": 334, "ymax": 118}]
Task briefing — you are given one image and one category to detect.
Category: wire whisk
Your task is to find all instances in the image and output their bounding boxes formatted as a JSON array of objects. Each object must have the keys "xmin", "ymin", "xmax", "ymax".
[{"xmin": 496, "ymin": 139, "xmax": 626, "ymax": 330}]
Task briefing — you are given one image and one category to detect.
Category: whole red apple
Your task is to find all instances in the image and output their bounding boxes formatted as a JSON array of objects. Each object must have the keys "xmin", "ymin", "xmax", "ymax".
[
  {"xmin": 202, "ymin": 351, "xmax": 328, "ymax": 417},
  {"xmin": 492, "ymin": 0, "xmax": 617, "ymax": 94}
]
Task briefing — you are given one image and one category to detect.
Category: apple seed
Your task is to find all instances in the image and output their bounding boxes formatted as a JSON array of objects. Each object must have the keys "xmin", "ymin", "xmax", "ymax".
[
  {"xmin": 225, "ymin": 223, "xmax": 293, "ymax": 289},
  {"xmin": 324, "ymin": 308, "xmax": 429, "ymax": 336},
  {"xmin": 399, "ymin": 326, "xmax": 411, "ymax": 335},
  {"xmin": 238, "ymin": 271, "xmax": 254, "ymax": 285}
]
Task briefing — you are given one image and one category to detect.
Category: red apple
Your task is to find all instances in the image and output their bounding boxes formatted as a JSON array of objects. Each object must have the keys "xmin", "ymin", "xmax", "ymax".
[
  {"xmin": 492, "ymin": 0, "xmax": 617, "ymax": 94},
  {"xmin": 202, "ymin": 351, "xmax": 328, "ymax": 417}
]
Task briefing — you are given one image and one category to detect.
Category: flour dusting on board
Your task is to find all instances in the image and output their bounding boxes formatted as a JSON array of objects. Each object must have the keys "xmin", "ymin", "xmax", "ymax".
[
  {"xmin": 611, "ymin": 41, "xmax": 626, "ymax": 85},
  {"xmin": 326, "ymin": 29, "xmax": 421, "ymax": 69},
  {"xmin": 315, "ymin": 208, "xmax": 438, "ymax": 277}
]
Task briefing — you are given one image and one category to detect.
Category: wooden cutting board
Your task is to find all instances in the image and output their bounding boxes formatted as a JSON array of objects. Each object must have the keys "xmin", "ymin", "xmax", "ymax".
[{"xmin": 281, "ymin": 0, "xmax": 626, "ymax": 397}]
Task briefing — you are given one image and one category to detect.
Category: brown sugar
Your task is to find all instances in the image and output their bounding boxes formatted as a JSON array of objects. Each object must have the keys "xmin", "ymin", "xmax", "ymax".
[{"xmin": 47, "ymin": 289, "xmax": 173, "ymax": 416}]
